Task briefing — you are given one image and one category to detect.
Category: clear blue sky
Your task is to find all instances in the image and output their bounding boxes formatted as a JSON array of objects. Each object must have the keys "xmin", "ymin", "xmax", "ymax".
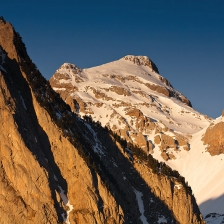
[{"xmin": 1, "ymin": 0, "xmax": 224, "ymax": 118}]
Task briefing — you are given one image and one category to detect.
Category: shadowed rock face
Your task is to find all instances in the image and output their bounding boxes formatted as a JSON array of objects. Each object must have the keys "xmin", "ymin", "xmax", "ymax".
[
  {"xmin": 202, "ymin": 122, "xmax": 224, "ymax": 156},
  {"xmin": 0, "ymin": 18, "xmax": 204, "ymax": 224}
]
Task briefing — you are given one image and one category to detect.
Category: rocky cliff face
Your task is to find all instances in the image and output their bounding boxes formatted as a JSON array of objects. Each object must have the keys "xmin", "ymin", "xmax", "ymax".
[
  {"xmin": 0, "ymin": 18, "xmax": 204, "ymax": 223},
  {"xmin": 202, "ymin": 120, "xmax": 224, "ymax": 156},
  {"xmin": 122, "ymin": 55, "xmax": 160, "ymax": 74}
]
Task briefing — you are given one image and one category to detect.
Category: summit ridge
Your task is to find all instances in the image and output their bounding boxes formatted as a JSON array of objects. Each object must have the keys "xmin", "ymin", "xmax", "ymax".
[{"xmin": 122, "ymin": 55, "xmax": 160, "ymax": 73}]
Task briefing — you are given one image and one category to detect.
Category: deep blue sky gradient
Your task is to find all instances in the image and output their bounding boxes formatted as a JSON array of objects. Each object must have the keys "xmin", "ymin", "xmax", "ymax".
[{"xmin": 1, "ymin": 0, "xmax": 224, "ymax": 118}]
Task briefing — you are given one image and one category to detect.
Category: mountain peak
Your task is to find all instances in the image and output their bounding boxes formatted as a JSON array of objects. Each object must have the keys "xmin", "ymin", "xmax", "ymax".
[
  {"xmin": 0, "ymin": 18, "xmax": 28, "ymax": 63},
  {"xmin": 0, "ymin": 16, "xmax": 6, "ymax": 23},
  {"xmin": 121, "ymin": 55, "xmax": 159, "ymax": 73},
  {"xmin": 57, "ymin": 62, "xmax": 82, "ymax": 74}
]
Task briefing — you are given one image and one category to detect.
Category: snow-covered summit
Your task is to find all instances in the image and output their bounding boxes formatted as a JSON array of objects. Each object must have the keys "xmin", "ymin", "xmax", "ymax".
[
  {"xmin": 121, "ymin": 55, "xmax": 159, "ymax": 73},
  {"xmin": 50, "ymin": 55, "xmax": 212, "ymax": 141},
  {"xmin": 57, "ymin": 62, "xmax": 82, "ymax": 75}
]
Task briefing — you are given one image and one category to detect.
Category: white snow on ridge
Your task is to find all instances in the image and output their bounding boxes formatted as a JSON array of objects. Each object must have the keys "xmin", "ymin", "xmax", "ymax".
[
  {"xmin": 52, "ymin": 56, "xmax": 212, "ymax": 135},
  {"xmin": 133, "ymin": 188, "xmax": 149, "ymax": 224},
  {"xmin": 18, "ymin": 91, "xmax": 27, "ymax": 110},
  {"xmin": 58, "ymin": 186, "xmax": 73, "ymax": 224},
  {"xmin": 53, "ymin": 87, "xmax": 67, "ymax": 91},
  {"xmin": 165, "ymin": 126, "xmax": 224, "ymax": 216},
  {"xmin": 205, "ymin": 214, "xmax": 224, "ymax": 224},
  {"xmin": 158, "ymin": 215, "xmax": 167, "ymax": 224},
  {"xmin": 174, "ymin": 184, "xmax": 182, "ymax": 190},
  {"xmin": 84, "ymin": 123, "xmax": 105, "ymax": 156}
]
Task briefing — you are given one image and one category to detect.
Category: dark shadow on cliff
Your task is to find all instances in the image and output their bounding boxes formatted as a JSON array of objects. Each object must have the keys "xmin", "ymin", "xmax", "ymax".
[
  {"xmin": 2, "ymin": 54, "xmax": 67, "ymax": 222},
  {"xmin": 199, "ymin": 193, "xmax": 224, "ymax": 218},
  {"xmin": 68, "ymin": 116, "xmax": 201, "ymax": 223}
]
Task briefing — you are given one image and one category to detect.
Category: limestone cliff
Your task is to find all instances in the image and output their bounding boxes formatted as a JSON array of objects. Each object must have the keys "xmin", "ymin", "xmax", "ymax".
[
  {"xmin": 0, "ymin": 18, "xmax": 124, "ymax": 224},
  {"xmin": 0, "ymin": 17, "xmax": 204, "ymax": 224},
  {"xmin": 202, "ymin": 121, "xmax": 224, "ymax": 156}
]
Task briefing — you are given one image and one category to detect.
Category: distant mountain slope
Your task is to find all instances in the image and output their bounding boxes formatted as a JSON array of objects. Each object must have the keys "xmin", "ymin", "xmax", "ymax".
[
  {"xmin": 164, "ymin": 116, "xmax": 224, "ymax": 216},
  {"xmin": 50, "ymin": 54, "xmax": 224, "ymax": 218},
  {"xmin": 50, "ymin": 56, "xmax": 212, "ymax": 159},
  {"xmin": 50, "ymin": 56, "xmax": 211, "ymax": 133},
  {"xmin": 0, "ymin": 17, "xmax": 204, "ymax": 224}
]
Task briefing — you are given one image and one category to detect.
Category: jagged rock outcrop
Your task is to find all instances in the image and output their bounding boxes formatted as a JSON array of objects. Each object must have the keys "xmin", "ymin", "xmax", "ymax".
[
  {"xmin": 0, "ymin": 17, "xmax": 205, "ymax": 224},
  {"xmin": 122, "ymin": 55, "xmax": 160, "ymax": 74},
  {"xmin": 202, "ymin": 121, "xmax": 224, "ymax": 156}
]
